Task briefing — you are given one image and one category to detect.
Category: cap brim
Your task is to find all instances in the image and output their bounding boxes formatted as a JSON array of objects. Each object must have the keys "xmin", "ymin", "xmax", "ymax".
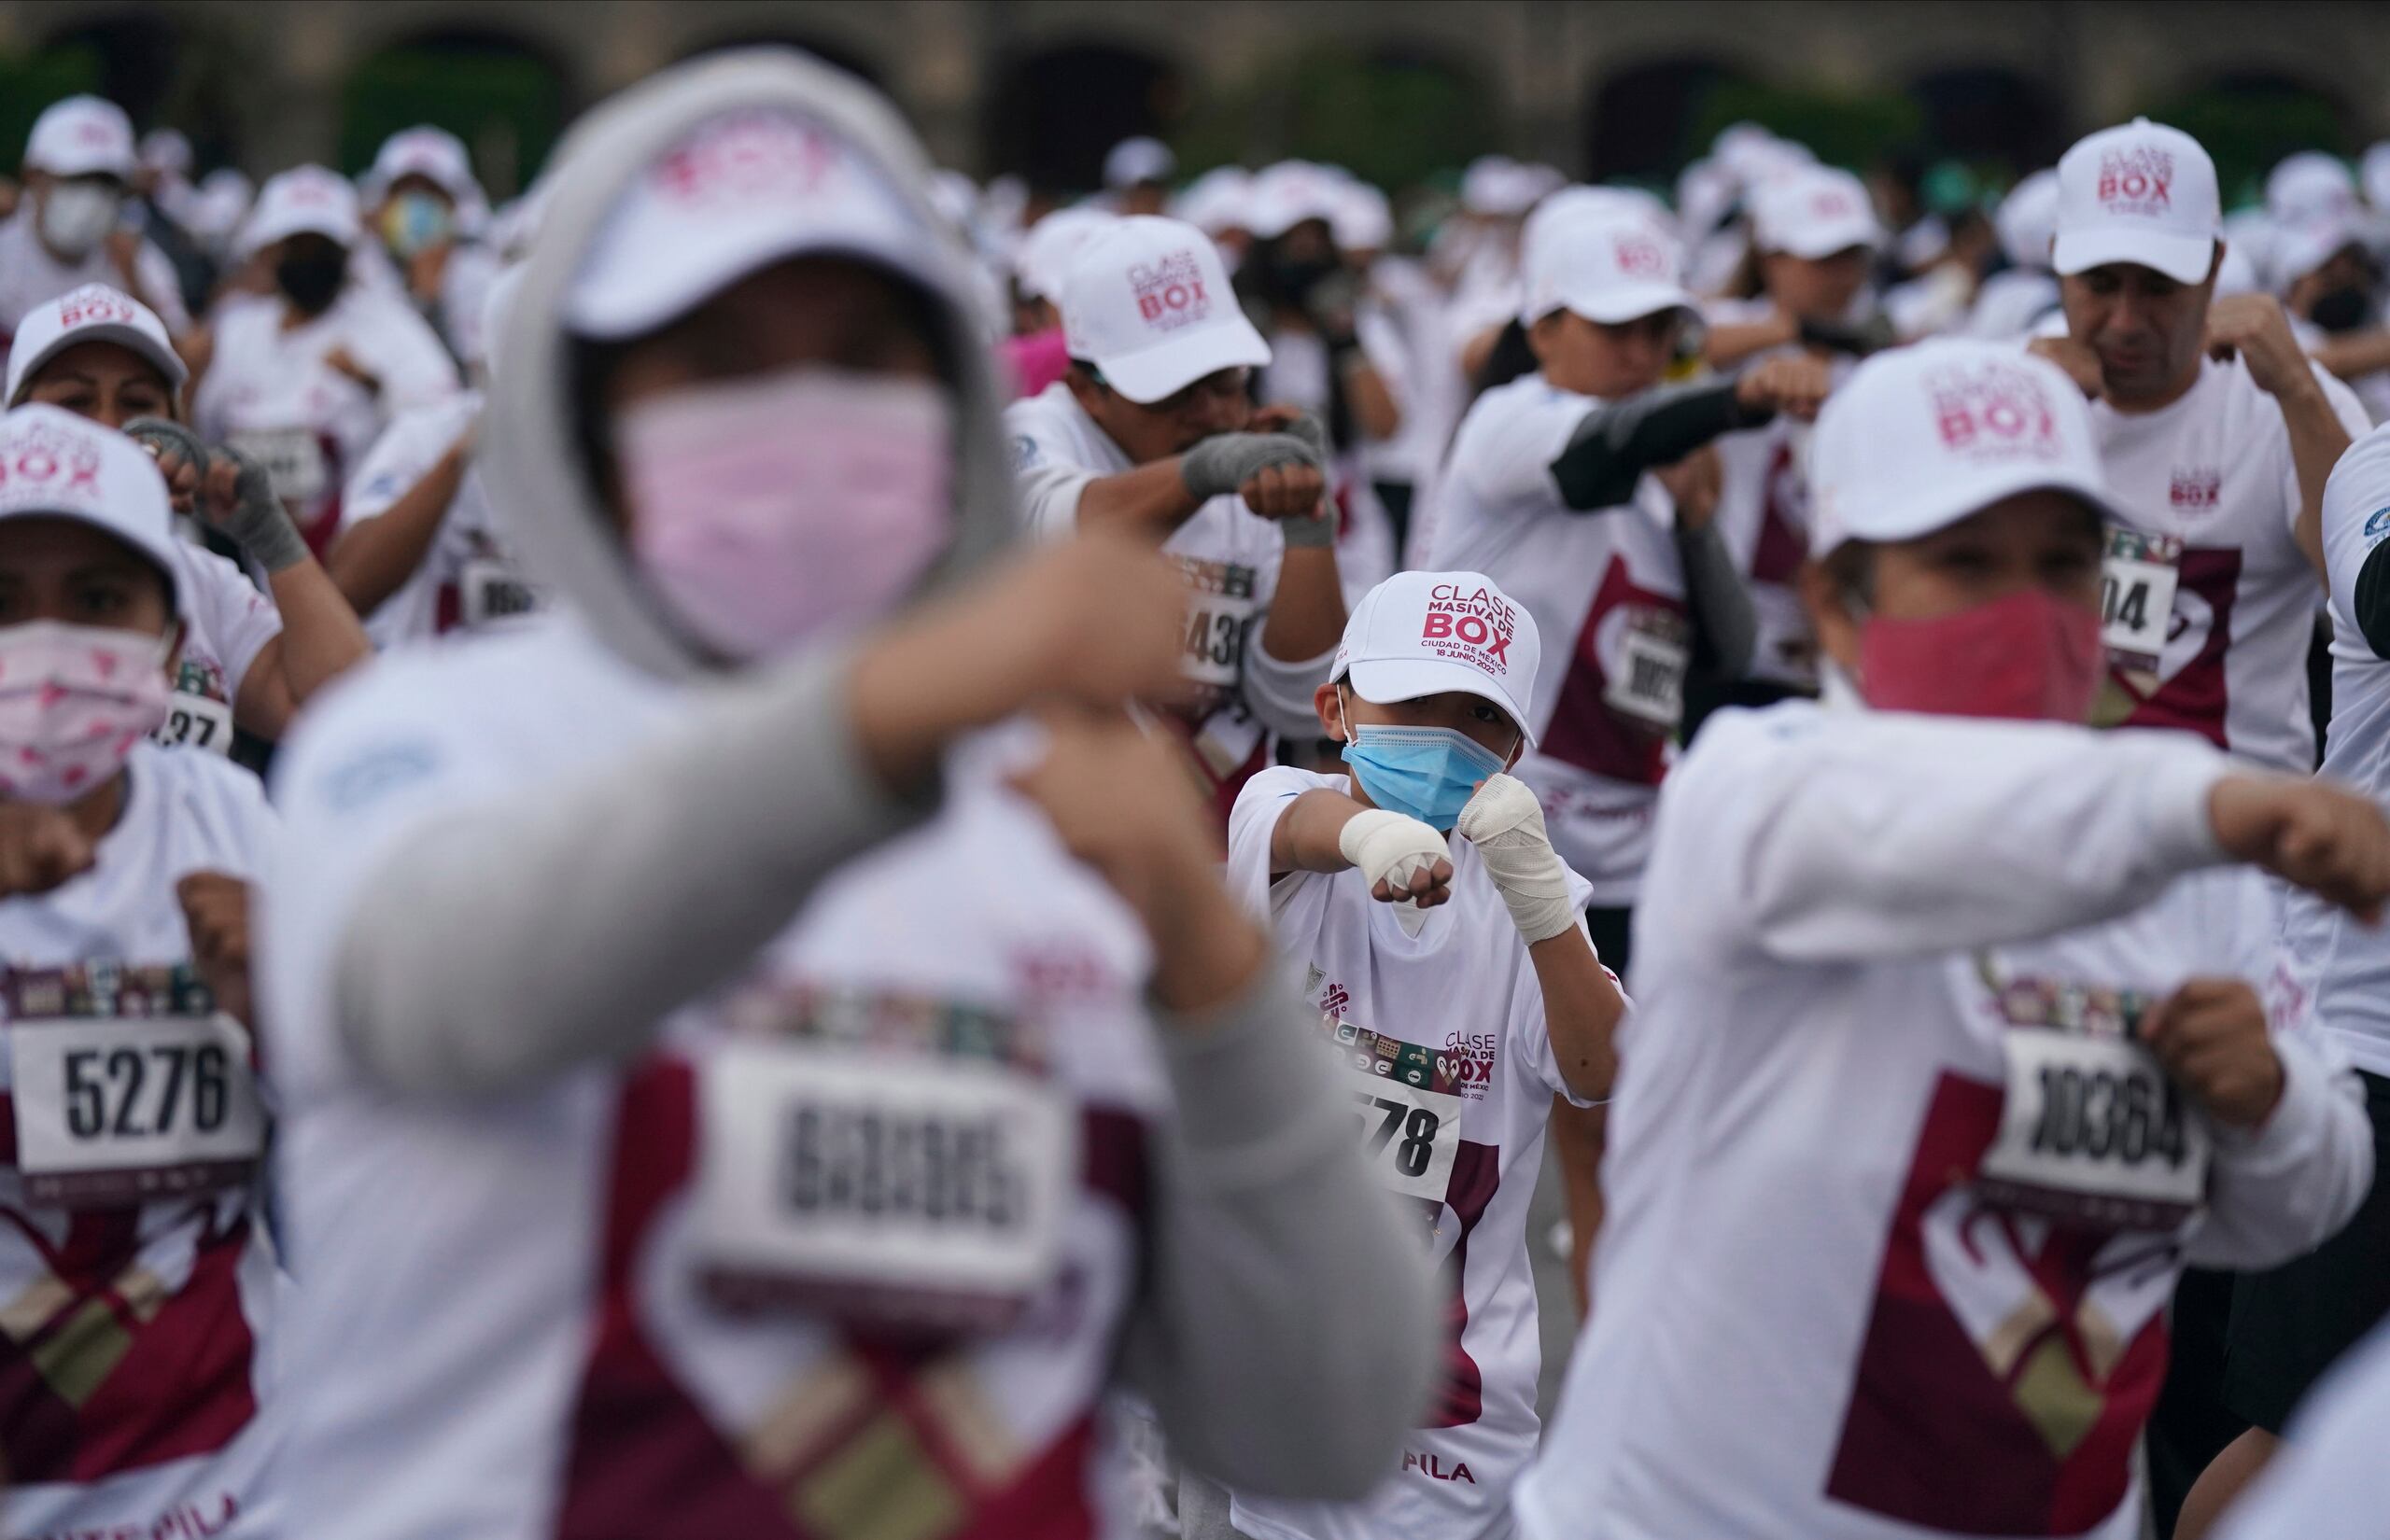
[
  {"xmin": 7, "ymin": 322, "xmax": 188, "ymax": 407},
  {"xmin": 1766, "ymin": 225, "xmax": 1882, "ymax": 260},
  {"xmin": 2051, "ymin": 226, "xmax": 2217, "ymax": 286},
  {"xmin": 1544, "ymin": 283, "xmax": 1696, "ymax": 327},
  {"xmin": 1819, "ymin": 462, "xmax": 2129, "ymax": 556},
  {"xmin": 32, "ymin": 152, "xmax": 133, "ymax": 180},
  {"xmin": 1341, "ymin": 655, "xmax": 1538, "ymax": 749},
  {"xmin": 1090, "ymin": 314, "xmax": 1272, "ymax": 404},
  {"xmin": 242, "ymin": 212, "xmax": 358, "ymax": 256},
  {"xmin": 567, "ymin": 225, "xmax": 939, "ymax": 342}
]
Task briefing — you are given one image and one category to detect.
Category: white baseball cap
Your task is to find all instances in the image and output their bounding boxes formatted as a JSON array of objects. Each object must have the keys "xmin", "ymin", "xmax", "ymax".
[
  {"xmin": 1750, "ymin": 166, "xmax": 1884, "ymax": 259},
  {"xmin": 2051, "ymin": 119, "xmax": 2220, "ymax": 287},
  {"xmin": 2266, "ymin": 151, "xmax": 2356, "ymax": 223},
  {"xmin": 1524, "ymin": 184, "xmax": 1675, "ymax": 259},
  {"xmin": 1057, "ymin": 215, "xmax": 1270, "ymax": 404},
  {"xmin": 566, "ymin": 106, "xmax": 935, "ymax": 342},
  {"xmin": 0, "ymin": 405, "xmax": 179, "ymax": 602},
  {"xmin": 5, "ymin": 285, "xmax": 187, "ymax": 407},
  {"xmin": 1461, "ymin": 155, "xmax": 1537, "ymax": 218},
  {"xmin": 1172, "ymin": 165, "xmax": 1253, "ymax": 238},
  {"xmin": 24, "ymin": 96, "xmax": 135, "ymax": 180},
  {"xmin": 237, "ymin": 165, "xmax": 362, "ymax": 256},
  {"xmin": 1244, "ymin": 161, "xmax": 1345, "ymax": 241},
  {"xmin": 364, "ymin": 124, "xmax": 488, "ymax": 230},
  {"xmin": 1995, "ymin": 169, "xmax": 2062, "ymax": 272},
  {"xmin": 1104, "ymin": 136, "xmax": 1175, "ymax": 190},
  {"xmin": 1330, "ymin": 180, "xmax": 1393, "ymax": 254},
  {"xmin": 1521, "ymin": 207, "xmax": 1694, "ymax": 326},
  {"xmin": 1013, "ymin": 206, "xmax": 1118, "ymax": 303},
  {"xmin": 1331, "ymin": 569, "xmax": 1541, "ymax": 746},
  {"xmin": 1810, "ymin": 339, "xmax": 2125, "ymax": 555},
  {"xmin": 2269, "ymin": 215, "xmax": 2366, "ymax": 292}
]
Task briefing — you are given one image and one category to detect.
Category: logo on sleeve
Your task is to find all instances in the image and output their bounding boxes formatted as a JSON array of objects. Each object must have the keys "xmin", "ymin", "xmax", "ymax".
[
  {"xmin": 1011, "ymin": 433, "xmax": 1040, "ymax": 469},
  {"xmin": 1421, "ymin": 582, "xmax": 1517, "ymax": 673},
  {"xmin": 2364, "ymin": 505, "xmax": 2390, "ymax": 548}
]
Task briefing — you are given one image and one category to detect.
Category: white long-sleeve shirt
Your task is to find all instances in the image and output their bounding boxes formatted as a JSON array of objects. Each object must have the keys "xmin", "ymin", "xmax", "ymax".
[{"xmin": 1520, "ymin": 698, "xmax": 2372, "ymax": 1540}]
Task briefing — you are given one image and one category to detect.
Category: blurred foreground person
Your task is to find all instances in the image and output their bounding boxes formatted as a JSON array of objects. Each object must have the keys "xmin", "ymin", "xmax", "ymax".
[
  {"xmin": 8, "ymin": 283, "xmax": 372, "ymax": 745},
  {"xmin": 0, "ymin": 406, "xmax": 281, "ymax": 1537},
  {"xmin": 260, "ymin": 52, "xmax": 1435, "ymax": 1539},
  {"xmin": 1519, "ymin": 342, "xmax": 2388, "ymax": 1540},
  {"xmin": 1196, "ymin": 569, "xmax": 1626, "ymax": 1540}
]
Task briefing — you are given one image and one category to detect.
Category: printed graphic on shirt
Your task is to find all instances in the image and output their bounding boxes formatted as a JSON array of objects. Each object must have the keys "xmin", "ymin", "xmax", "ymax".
[
  {"xmin": 1539, "ymin": 555, "xmax": 1687, "ymax": 785},
  {"xmin": 1171, "ymin": 554, "xmax": 1258, "ymax": 697},
  {"xmin": 0, "ymin": 963, "xmax": 262, "ymax": 1486},
  {"xmin": 2095, "ymin": 545, "xmax": 2240, "ymax": 746},
  {"xmin": 2100, "ymin": 528, "xmax": 2184, "ymax": 681},
  {"xmin": 153, "ymin": 657, "xmax": 235, "ymax": 756},
  {"xmin": 2365, "ymin": 505, "xmax": 2390, "ymax": 552}
]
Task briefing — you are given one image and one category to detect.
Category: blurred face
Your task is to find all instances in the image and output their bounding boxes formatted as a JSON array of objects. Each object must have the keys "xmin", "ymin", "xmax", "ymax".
[
  {"xmin": 2289, "ymin": 246, "xmax": 2375, "ymax": 327},
  {"xmin": 376, "ymin": 173, "xmax": 457, "ymax": 258},
  {"xmin": 1068, "ymin": 362, "xmax": 1252, "ymax": 464},
  {"xmin": 2060, "ymin": 255, "xmax": 2217, "ymax": 404},
  {"xmin": 1316, "ymin": 684, "xmax": 1524, "ymax": 767},
  {"xmin": 1118, "ymin": 183, "xmax": 1168, "ymax": 217},
  {"xmin": 27, "ymin": 170, "xmax": 127, "ymax": 261},
  {"xmin": 1530, "ymin": 308, "xmax": 1680, "ymax": 399},
  {"xmin": 23, "ymin": 340, "xmax": 175, "ymax": 429},
  {"xmin": 1761, "ymin": 246, "xmax": 1872, "ymax": 323},
  {"xmin": 0, "ymin": 516, "xmax": 175, "ymax": 638},
  {"xmin": 1801, "ymin": 490, "xmax": 2104, "ymax": 681}
]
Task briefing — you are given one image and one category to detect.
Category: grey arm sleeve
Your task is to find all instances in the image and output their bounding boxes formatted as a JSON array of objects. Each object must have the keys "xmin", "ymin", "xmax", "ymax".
[
  {"xmin": 333, "ymin": 650, "xmax": 933, "ymax": 1097},
  {"xmin": 1677, "ymin": 520, "xmax": 1759, "ymax": 680},
  {"xmin": 1549, "ymin": 378, "xmax": 1764, "ymax": 511},
  {"xmin": 1120, "ymin": 971, "xmax": 1439, "ymax": 1500}
]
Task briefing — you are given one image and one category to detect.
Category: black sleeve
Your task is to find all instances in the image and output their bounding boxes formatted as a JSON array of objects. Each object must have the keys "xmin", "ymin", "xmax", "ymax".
[
  {"xmin": 1547, "ymin": 378, "xmax": 1769, "ymax": 511},
  {"xmin": 2355, "ymin": 537, "xmax": 2390, "ymax": 660}
]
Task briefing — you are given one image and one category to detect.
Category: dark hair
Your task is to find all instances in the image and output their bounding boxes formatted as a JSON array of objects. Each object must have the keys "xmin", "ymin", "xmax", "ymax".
[{"xmin": 1821, "ymin": 540, "xmax": 1875, "ymax": 610}]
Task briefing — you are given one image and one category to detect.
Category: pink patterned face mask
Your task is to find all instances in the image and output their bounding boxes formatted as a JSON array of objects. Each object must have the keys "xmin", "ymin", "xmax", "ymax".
[
  {"xmin": 617, "ymin": 367, "xmax": 955, "ymax": 663},
  {"xmin": 0, "ymin": 622, "xmax": 175, "ymax": 805}
]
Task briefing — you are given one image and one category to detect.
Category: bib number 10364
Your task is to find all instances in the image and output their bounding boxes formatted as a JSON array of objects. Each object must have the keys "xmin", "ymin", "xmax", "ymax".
[{"xmin": 1977, "ymin": 1028, "xmax": 2211, "ymax": 1231}]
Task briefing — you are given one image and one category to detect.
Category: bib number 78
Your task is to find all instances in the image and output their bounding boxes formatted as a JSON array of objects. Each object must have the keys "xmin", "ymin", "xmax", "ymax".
[
  {"xmin": 1345, "ymin": 1075, "xmax": 1462, "ymax": 1202},
  {"xmin": 1357, "ymin": 1090, "xmax": 1442, "ymax": 1180}
]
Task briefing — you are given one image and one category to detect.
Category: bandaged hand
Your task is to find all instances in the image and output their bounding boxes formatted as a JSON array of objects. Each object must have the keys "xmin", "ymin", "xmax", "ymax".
[
  {"xmin": 1337, "ymin": 808, "xmax": 1453, "ymax": 908},
  {"xmin": 1455, "ymin": 774, "xmax": 1578, "ymax": 943}
]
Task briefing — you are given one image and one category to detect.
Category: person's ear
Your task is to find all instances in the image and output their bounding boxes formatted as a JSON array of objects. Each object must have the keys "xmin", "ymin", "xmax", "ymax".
[
  {"xmin": 1796, "ymin": 556, "xmax": 1865, "ymax": 679},
  {"xmin": 1314, "ymin": 681, "xmax": 1345, "ymax": 742}
]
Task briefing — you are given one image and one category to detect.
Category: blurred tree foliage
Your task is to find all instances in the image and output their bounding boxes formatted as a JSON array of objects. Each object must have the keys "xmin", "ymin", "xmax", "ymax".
[
  {"xmin": 1687, "ymin": 80, "xmax": 1923, "ymax": 175},
  {"xmin": 2145, "ymin": 77, "xmax": 2348, "ymax": 209},
  {"xmin": 339, "ymin": 37, "xmax": 567, "ymax": 201},
  {"xmin": 1175, "ymin": 48, "xmax": 1495, "ymax": 190},
  {"xmin": 0, "ymin": 44, "xmax": 101, "ymax": 169}
]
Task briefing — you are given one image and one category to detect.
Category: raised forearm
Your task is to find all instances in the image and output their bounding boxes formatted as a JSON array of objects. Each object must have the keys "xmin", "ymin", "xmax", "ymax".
[
  {"xmin": 1270, "ymin": 788, "xmax": 1371, "ymax": 874},
  {"xmin": 1073, "ymin": 459, "xmax": 1206, "ymax": 539},
  {"xmin": 2282, "ymin": 379, "xmax": 2355, "ymax": 581},
  {"xmin": 1257, "ymin": 544, "xmax": 1345, "ymax": 663},
  {"xmin": 1528, "ymin": 925, "xmax": 1624, "ymax": 1103},
  {"xmin": 327, "ymin": 444, "xmax": 470, "ymax": 616},
  {"xmin": 260, "ymin": 559, "xmax": 373, "ymax": 703}
]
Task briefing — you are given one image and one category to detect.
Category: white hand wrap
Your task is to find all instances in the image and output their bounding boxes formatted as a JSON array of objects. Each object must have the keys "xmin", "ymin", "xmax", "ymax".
[
  {"xmin": 1337, "ymin": 809, "xmax": 1448, "ymax": 902},
  {"xmin": 1455, "ymin": 774, "xmax": 1577, "ymax": 943}
]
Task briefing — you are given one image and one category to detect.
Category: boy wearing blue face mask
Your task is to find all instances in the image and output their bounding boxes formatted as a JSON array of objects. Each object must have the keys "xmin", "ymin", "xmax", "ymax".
[{"xmin": 1209, "ymin": 568, "xmax": 1625, "ymax": 1540}]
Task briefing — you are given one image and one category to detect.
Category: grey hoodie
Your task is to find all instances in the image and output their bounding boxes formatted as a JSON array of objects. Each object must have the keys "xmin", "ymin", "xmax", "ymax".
[{"xmin": 326, "ymin": 49, "xmax": 1437, "ymax": 1505}]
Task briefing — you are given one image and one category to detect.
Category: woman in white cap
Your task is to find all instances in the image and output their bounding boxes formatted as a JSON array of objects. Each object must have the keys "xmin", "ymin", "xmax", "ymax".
[
  {"xmin": 1518, "ymin": 339, "xmax": 2390, "ymax": 1540},
  {"xmin": 356, "ymin": 124, "xmax": 504, "ymax": 370},
  {"xmin": 190, "ymin": 164, "xmax": 459, "ymax": 561},
  {"xmin": 0, "ymin": 403, "xmax": 283, "ymax": 1538},
  {"xmin": 7, "ymin": 282, "xmax": 372, "ymax": 748},
  {"xmin": 1703, "ymin": 163, "xmax": 1891, "ymax": 368},
  {"xmin": 0, "ymin": 95, "xmax": 191, "ymax": 344},
  {"xmin": 260, "ymin": 50, "xmax": 1435, "ymax": 1538},
  {"xmin": 1008, "ymin": 213, "xmax": 1345, "ymax": 828},
  {"xmin": 1196, "ymin": 567, "xmax": 1625, "ymax": 1540}
]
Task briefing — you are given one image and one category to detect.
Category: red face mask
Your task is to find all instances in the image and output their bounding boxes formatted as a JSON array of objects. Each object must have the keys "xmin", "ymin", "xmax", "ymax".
[{"xmin": 1856, "ymin": 587, "xmax": 2104, "ymax": 722}]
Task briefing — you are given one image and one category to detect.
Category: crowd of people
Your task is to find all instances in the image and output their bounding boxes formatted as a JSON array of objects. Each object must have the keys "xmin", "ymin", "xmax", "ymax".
[{"xmin": 0, "ymin": 39, "xmax": 2389, "ymax": 1540}]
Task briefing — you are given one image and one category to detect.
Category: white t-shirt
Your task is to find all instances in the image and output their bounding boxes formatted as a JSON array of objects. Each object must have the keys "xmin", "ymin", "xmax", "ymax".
[
  {"xmin": 339, "ymin": 389, "xmax": 539, "ymax": 650},
  {"xmin": 156, "ymin": 539, "xmax": 284, "ymax": 756},
  {"xmin": 1967, "ymin": 270, "xmax": 2062, "ymax": 342},
  {"xmin": 0, "ymin": 211, "xmax": 190, "ymax": 350},
  {"xmin": 262, "ymin": 618, "xmax": 1173, "ymax": 1540},
  {"xmin": 0, "ymin": 744, "xmax": 281, "ymax": 1539},
  {"xmin": 190, "ymin": 287, "xmax": 460, "ymax": 556},
  {"xmin": 1223, "ymin": 767, "xmax": 1596, "ymax": 1540},
  {"xmin": 1520, "ymin": 700, "xmax": 2369, "ymax": 1540},
  {"xmin": 1005, "ymin": 382, "xmax": 1303, "ymax": 816},
  {"xmin": 1711, "ymin": 415, "xmax": 1820, "ymax": 689},
  {"xmin": 1426, "ymin": 374, "xmax": 1685, "ymax": 904},
  {"xmin": 2085, "ymin": 355, "xmax": 2370, "ymax": 770},
  {"xmin": 2281, "ymin": 421, "xmax": 2390, "ymax": 1075}
]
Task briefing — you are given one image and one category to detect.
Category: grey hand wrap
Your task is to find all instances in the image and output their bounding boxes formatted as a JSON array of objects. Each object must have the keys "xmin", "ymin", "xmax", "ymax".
[
  {"xmin": 1179, "ymin": 430, "xmax": 1322, "ymax": 501},
  {"xmin": 125, "ymin": 416, "xmax": 309, "ymax": 573},
  {"xmin": 1274, "ymin": 412, "xmax": 1338, "ymax": 549}
]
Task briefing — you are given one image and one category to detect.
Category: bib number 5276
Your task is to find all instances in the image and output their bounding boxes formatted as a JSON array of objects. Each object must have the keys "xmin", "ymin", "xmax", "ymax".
[{"xmin": 10, "ymin": 1013, "xmax": 264, "ymax": 1206}]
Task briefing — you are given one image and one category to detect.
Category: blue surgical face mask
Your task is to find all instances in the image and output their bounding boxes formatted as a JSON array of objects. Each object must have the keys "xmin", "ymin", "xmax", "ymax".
[{"xmin": 1338, "ymin": 693, "xmax": 1513, "ymax": 832}]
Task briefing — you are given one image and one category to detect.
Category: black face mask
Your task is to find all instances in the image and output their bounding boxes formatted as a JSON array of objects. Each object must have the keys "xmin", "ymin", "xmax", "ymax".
[
  {"xmin": 2309, "ymin": 285, "xmax": 2371, "ymax": 334},
  {"xmin": 274, "ymin": 248, "xmax": 348, "ymax": 315},
  {"xmin": 1268, "ymin": 255, "xmax": 1340, "ymax": 309}
]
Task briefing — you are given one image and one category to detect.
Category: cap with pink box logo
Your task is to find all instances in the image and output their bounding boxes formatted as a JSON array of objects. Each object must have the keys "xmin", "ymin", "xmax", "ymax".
[
  {"xmin": 2051, "ymin": 118, "xmax": 2221, "ymax": 287},
  {"xmin": 1332, "ymin": 570, "xmax": 1541, "ymax": 746},
  {"xmin": 1057, "ymin": 215, "xmax": 1270, "ymax": 404}
]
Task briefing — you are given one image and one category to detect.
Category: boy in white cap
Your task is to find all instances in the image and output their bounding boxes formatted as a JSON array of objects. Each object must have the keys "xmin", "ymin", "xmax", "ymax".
[
  {"xmin": 2030, "ymin": 118, "xmax": 2370, "ymax": 772},
  {"xmin": 1194, "ymin": 567, "xmax": 1624, "ymax": 1540},
  {"xmin": 1104, "ymin": 135, "xmax": 1175, "ymax": 217},
  {"xmin": 191, "ymin": 164, "xmax": 458, "ymax": 559},
  {"xmin": 0, "ymin": 403, "xmax": 284, "ymax": 1538},
  {"xmin": 1008, "ymin": 213, "xmax": 1347, "ymax": 825},
  {"xmin": 0, "ymin": 96, "xmax": 190, "ymax": 345},
  {"xmin": 1519, "ymin": 339, "xmax": 2388, "ymax": 1540}
]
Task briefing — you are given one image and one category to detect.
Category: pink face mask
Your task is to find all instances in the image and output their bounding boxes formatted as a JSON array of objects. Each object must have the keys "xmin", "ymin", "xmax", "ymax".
[
  {"xmin": 1858, "ymin": 587, "xmax": 2105, "ymax": 723},
  {"xmin": 0, "ymin": 622, "xmax": 174, "ymax": 805},
  {"xmin": 617, "ymin": 366, "xmax": 955, "ymax": 663}
]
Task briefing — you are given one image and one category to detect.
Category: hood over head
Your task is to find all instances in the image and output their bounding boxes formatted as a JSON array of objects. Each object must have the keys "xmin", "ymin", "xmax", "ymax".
[{"xmin": 483, "ymin": 48, "xmax": 1019, "ymax": 681}]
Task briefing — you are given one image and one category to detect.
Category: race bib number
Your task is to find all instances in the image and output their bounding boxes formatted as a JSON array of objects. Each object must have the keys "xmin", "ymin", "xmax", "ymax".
[
  {"xmin": 1604, "ymin": 609, "xmax": 1690, "ymax": 730},
  {"xmin": 459, "ymin": 558, "xmax": 541, "ymax": 631},
  {"xmin": 1319, "ymin": 1016, "xmax": 1464, "ymax": 1205},
  {"xmin": 1175, "ymin": 558, "xmax": 1259, "ymax": 691},
  {"xmin": 228, "ymin": 427, "xmax": 327, "ymax": 504},
  {"xmin": 692, "ymin": 1038, "xmax": 1076, "ymax": 1334},
  {"xmin": 1977, "ymin": 1029, "xmax": 2211, "ymax": 1231},
  {"xmin": 153, "ymin": 690, "xmax": 233, "ymax": 756},
  {"xmin": 9, "ymin": 1014, "xmax": 264, "ymax": 1207},
  {"xmin": 2101, "ymin": 528, "xmax": 2183, "ymax": 679}
]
